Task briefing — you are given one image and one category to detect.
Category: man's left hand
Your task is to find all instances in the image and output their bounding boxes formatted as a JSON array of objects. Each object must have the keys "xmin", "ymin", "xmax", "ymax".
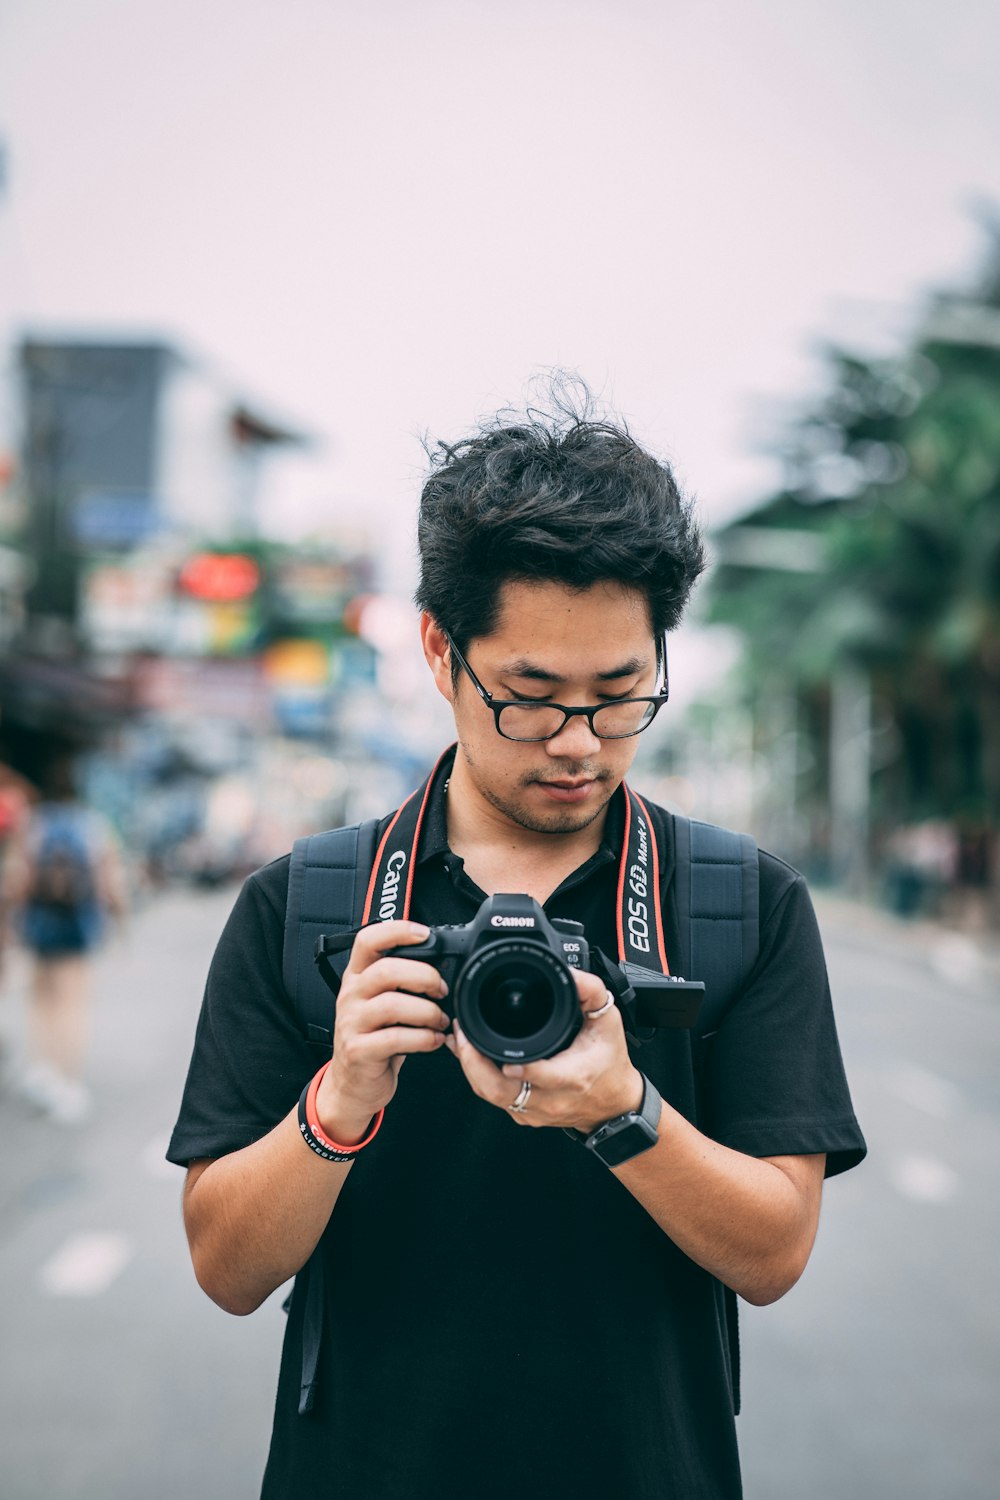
[{"xmin": 447, "ymin": 969, "xmax": 644, "ymax": 1135}]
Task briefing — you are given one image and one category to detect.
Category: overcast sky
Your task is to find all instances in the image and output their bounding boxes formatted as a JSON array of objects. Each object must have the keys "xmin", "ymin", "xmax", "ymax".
[{"xmin": 1, "ymin": 0, "xmax": 998, "ymax": 593}]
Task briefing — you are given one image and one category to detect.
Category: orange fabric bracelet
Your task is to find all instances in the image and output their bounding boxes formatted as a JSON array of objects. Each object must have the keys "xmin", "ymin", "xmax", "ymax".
[{"xmin": 303, "ymin": 1062, "xmax": 384, "ymax": 1156}]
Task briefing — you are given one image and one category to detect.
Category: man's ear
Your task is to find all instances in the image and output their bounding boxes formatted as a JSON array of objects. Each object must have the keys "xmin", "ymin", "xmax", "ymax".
[{"xmin": 420, "ymin": 613, "xmax": 455, "ymax": 704}]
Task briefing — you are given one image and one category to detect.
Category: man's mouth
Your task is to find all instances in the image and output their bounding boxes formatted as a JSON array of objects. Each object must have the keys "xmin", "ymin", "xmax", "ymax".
[{"xmin": 531, "ymin": 777, "xmax": 599, "ymax": 802}]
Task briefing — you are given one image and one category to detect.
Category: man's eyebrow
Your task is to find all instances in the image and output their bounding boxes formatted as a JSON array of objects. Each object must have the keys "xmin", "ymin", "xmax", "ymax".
[{"xmin": 500, "ymin": 655, "xmax": 649, "ymax": 684}]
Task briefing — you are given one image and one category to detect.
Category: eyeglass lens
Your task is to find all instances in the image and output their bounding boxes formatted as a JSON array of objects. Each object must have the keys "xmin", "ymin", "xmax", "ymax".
[{"xmin": 496, "ymin": 699, "xmax": 658, "ymax": 742}]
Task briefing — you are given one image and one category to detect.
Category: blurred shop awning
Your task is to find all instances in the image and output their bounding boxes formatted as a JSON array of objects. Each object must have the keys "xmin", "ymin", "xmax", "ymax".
[{"xmin": 0, "ymin": 651, "xmax": 137, "ymax": 740}]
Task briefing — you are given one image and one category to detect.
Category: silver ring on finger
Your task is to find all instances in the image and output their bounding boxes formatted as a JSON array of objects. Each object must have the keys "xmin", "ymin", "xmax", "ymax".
[
  {"xmin": 586, "ymin": 989, "xmax": 616, "ymax": 1021},
  {"xmin": 507, "ymin": 1079, "xmax": 532, "ymax": 1114}
]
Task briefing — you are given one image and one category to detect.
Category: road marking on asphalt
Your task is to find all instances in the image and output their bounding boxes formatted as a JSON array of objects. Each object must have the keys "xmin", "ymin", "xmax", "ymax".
[
  {"xmin": 887, "ymin": 1063, "xmax": 961, "ymax": 1119},
  {"xmin": 39, "ymin": 1232, "xmax": 134, "ymax": 1296},
  {"xmin": 928, "ymin": 933, "xmax": 982, "ymax": 984},
  {"xmin": 890, "ymin": 1155, "xmax": 959, "ymax": 1204}
]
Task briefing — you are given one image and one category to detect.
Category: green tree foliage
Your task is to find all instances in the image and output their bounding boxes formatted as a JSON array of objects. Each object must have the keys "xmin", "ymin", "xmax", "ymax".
[{"xmin": 706, "ymin": 241, "xmax": 1000, "ymax": 831}]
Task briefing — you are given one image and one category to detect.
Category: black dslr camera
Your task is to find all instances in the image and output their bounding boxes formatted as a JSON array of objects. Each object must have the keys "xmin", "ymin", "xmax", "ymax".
[{"xmin": 385, "ymin": 892, "xmax": 704, "ymax": 1064}]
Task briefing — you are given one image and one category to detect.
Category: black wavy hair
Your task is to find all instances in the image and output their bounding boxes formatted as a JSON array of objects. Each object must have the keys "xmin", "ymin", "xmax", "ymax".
[{"xmin": 414, "ymin": 376, "xmax": 706, "ymax": 654}]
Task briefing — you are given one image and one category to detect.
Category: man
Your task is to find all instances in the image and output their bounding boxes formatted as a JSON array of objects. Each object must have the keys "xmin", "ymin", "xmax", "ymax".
[{"xmin": 168, "ymin": 393, "xmax": 866, "ymax": 1499}]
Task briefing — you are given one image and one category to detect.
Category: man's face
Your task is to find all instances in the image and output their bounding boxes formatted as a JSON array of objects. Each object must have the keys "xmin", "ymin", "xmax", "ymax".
[{"xmin": 424, "ymin": 579, "xmax": 660, "ymax": 837}]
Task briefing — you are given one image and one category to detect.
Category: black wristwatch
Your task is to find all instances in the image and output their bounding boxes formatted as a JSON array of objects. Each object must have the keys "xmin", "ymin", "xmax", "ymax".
[{"xmin": 565, "ymin": 1073, "xmax": 662, "ymax": 1168}]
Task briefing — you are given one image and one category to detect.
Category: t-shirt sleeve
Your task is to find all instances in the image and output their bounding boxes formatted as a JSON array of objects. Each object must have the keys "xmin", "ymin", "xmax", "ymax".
[
  {"xmin": 166, "ymin": 858, "xmax": 317, "ymax": 1167},
  {"xmin": 701, "ymin": 863, "xmax": 866, "ymax": 1178}
]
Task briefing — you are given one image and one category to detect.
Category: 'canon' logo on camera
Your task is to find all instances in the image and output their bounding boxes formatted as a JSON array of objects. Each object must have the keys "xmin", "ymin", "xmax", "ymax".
[{"xmin": 490, "ymin": 915, "xmax": 535, "ymax": 928}]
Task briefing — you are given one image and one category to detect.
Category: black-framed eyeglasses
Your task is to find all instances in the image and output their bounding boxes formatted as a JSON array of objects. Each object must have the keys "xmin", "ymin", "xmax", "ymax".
[{"xmin": 444, "ymin": 631, "xmax": 670, "ymax": 743}]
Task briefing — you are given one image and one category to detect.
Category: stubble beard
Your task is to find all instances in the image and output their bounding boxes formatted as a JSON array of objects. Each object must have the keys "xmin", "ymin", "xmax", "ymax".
[{"xmin": 475, "ymin": 766, "xmax": 615, "ymax": 836}]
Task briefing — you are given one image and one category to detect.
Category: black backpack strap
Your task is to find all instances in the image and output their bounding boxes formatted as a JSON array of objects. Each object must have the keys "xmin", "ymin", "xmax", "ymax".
[
  {"xmin": 283, "ymin": 819, "xmax": 382, "ymax": 1048},
  {"xmin": 282, "ymin": 818, "xmax": 382, "ymax": 1417},
  {"xmin": 670, "ymin": 814, "xmax": 759, "ymax": 1036},
  {"xmin": 669, "ymin": 813, "xmax": 759, "ymax": 1418}
]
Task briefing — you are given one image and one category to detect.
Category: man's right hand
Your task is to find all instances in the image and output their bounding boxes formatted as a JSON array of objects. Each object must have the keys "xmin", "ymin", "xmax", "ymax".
[
  {"xmin": 315, "ymin": 920, "xmax": 451, "ymax": 1145},
  {"xmin": 183, "ymin": 928, "xmax": 450, "ymax": 1318}
]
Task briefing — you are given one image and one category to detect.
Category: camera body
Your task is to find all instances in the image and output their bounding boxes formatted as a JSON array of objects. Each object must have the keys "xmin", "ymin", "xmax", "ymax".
[{"xmin": 385, "ymin": 892, "xmax": 703, "ymax": 1064}]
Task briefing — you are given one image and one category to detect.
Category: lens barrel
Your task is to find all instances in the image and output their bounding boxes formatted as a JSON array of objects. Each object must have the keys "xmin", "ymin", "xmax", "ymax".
[{"xmin": 456, "ymin": 940, "xmax": 581, "ymax": 1062}]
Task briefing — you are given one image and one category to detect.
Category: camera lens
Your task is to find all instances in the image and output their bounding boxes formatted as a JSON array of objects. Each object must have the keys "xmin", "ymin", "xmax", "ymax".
[
  {"xmin": 456, "ymin": 941, "xmax": 580, "ymax": 1062},
  {"xmin": 477, "ymin": 968, "xmax": 554, "ymax": 1039}
]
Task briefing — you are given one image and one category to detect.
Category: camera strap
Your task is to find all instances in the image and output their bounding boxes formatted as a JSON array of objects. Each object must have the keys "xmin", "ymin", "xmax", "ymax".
[
  {"xmin": 358, "ymin": 743, "xmax": 670, "ymax": 970},
  {"xmin": 615, "ymin": 786, "xmax": 669, "ymax": 974},
  {"xmin": 359, "ymin": 744, "xmax": 452, "ymax": 925}
]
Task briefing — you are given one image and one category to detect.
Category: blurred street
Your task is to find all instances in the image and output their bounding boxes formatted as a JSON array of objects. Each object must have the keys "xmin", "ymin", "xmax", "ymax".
[
  {"xmin": 0, "ymin": 882, "xmax": 997, "ymax": 1500},
  {"xmin": 1, "ymin": 6, "xmax": 998, "ymax": 1496}
]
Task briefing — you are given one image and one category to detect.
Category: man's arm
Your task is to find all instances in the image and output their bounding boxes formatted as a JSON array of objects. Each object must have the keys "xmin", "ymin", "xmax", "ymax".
[
  {"xmin": 450, "ymin": 970, "xmax": 825, "ymax": 1307},
  {"xmin": 181, "ymin": 920, "xmax": 451, "ymax": 1316},
  {"xmin": 611, "ymin": 1122, "xmax": 825, "ymax": 1306},
  {"xmin": 182, "ymin": 1118, "xmax": 352, "ymax": 1317}
]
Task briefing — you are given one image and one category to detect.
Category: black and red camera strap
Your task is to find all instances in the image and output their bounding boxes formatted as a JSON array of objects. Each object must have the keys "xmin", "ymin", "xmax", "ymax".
[{"xmin": 355, "ymin": 742, "xmax": 670, "ymax": 971}]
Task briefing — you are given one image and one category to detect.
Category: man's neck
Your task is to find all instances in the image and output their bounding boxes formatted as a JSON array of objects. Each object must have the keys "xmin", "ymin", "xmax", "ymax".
[{"xmin": 444, "ymin": 752, "xmax": 610, "ymax": 904}]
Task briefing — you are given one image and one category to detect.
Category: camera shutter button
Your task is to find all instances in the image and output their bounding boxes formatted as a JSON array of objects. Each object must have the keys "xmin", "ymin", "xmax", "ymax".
[{"xmin": 552, "ymin": 919, "xmax": 585, "ymax": 937}]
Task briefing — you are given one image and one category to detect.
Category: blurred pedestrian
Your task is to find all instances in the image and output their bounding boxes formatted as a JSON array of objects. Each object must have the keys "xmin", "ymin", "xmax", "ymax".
[
  {"xmin": 0, "ymin": 762, "xmax": 35, "ymax": 1069},
  {"xmin": 1, "ymin": 752, "xmax": 126, "ymax": 1123}
]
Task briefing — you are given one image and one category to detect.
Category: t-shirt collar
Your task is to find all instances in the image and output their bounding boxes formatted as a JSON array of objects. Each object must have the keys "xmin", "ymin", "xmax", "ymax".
[{"xmin": 416, "ymin": 753, "xmax": 628, "ymax": 875}]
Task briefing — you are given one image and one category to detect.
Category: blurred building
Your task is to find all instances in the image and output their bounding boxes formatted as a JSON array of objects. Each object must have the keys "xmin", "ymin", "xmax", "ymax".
[
  {"xmin": 0, "ymin": 333, "xmax": 385, "ymax": 873},
  {"xmin": 16, "ymin": 337, "xmax": 307, "ymax": 633}
]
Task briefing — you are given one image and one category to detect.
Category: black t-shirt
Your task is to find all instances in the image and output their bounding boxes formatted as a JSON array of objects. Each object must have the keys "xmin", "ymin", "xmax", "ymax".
[{"xmin": 168, "ymin": 779, "xmax": 866, "ymax": 1500}]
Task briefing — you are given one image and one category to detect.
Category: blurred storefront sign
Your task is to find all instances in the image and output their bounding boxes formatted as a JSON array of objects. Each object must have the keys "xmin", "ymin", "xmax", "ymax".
[
  {"xmin": 0, "ymin": 652, "xmax": 136, "ymax": 738},
  {"xmin": 272, "ymin": 555, "xmax": 373, "ymax": 627},
  {"xmin": 264, "ymin": 638, "xmax": 330, "ymax": 685},
  {"xmin": 264, "ymin": 637, "xmax": 332, "ymax": 738},
  {"xmin": 333, "ymin": 637, "xmax": 378, "ymax": 691},
  {"xmin": 134, "ymin": 656, "xmax": 273, "ymax": 729},
  {"xmin": 174, "ymin": 552, "xmax": 263, "ymax": 654},
  {"xmin": 81, "ymin": 553, "xmax": 262, "ymax": 657},
  {"xmin": 71, "ymin": 489, "xmax": 164, "ymax": 548},
  {"xmin": 178, "ymin": 552, "xmax": 261, "ymax": 601},
  {"xmin": 259, "ymin": 635, "xmax": 379, "ymax": 738},
  {"xmin": 81, "ymin": 556, "xmax": 176, "ymax": 652}
]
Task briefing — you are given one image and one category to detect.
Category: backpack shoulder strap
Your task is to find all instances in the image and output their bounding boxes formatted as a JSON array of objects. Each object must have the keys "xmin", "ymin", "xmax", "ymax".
[
  {"xmin": 669, "ymin": 812, "xmax": 759, "ymax": 1419},
  {"xmin": 670, "ymin": 814, "xmax": 760, "ymax": 1036},
  {"xmin": 281, "ymin": 816, "xmax": 381, "ymax": 1415},
  {"xmin": 282, "ymin": 818, "xmax": 382, "ymax": 1048}
]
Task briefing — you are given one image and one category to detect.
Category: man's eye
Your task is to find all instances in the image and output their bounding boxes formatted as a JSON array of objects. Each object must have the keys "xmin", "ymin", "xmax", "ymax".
[{"xmin": 501, "ymin": 685, "xmax": 552, "ymax": 702}]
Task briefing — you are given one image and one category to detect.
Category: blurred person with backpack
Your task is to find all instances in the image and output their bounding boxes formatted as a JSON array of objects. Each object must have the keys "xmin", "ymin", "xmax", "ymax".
[{"xmin": 2, "ymin": 751, "xmax": 126, "ymax": 1123}]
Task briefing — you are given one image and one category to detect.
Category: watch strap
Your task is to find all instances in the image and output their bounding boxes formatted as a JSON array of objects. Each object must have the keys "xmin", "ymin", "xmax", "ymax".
[{"xmin": 566, "ymin": 1072, "xmax": 662, "ymax": 1165}]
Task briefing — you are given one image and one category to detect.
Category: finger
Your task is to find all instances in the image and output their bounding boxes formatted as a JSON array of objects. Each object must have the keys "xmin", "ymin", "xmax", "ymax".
[
  {"xmin": 452, "ymin": 1022, "xmax": 510, "ymax": 1104},
  {"xmin": 345, "ymin": 920, "xmax": 432, "ymax": 975},
  {"xmin": 571, "ymin": 968, "xmax": 613, "ymax": 1015},
  {"xmin": 345, "ymin": 993, "xmax": 451, "ymax": 1035},
  {"xmin": 344, "ymin": 1025, "xmax": 448, "ymax": 1062},
  {"xmin": 500, "ymin": 1055, "xmax": 569, "ymax": 1089},
  {"xmin": 583, "ymin": 989, "xmax": 617, "ymax": 1021},
  {"xmin": 499, "ymin": 1035, "xmax": 605, "ymax": 1091},
  {"xmin": 350, "ymin": 956, "xmax": 449, "ymax": 1002}
]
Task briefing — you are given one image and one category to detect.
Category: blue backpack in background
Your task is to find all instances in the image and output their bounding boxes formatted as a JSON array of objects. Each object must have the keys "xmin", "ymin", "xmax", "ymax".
[{"xmin": 22, "ymin": 807, "xmax": 104, "ymax": 956}]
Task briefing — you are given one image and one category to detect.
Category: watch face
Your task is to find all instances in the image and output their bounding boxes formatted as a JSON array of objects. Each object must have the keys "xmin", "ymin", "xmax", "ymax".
[{"xmin": 592, "ymin": 1118, "xmax": 659, "ymax": 1168}]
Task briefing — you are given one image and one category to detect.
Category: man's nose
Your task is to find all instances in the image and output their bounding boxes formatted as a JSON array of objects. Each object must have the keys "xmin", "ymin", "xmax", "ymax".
[{"xmin": 545, "ymin": 711, "xmax": 602, "ymax": 758}]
